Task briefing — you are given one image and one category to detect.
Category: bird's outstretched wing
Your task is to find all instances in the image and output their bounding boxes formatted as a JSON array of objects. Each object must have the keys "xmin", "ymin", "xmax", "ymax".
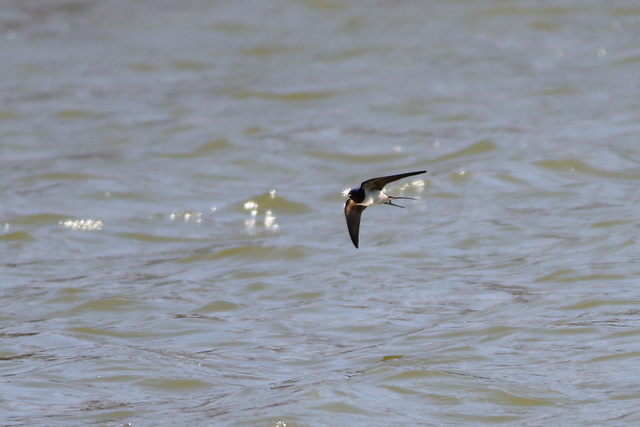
[
  {"xmin": 361, "ymin": 170, "xmax": 426, "ymax": 191},
  {"xmin": 344, "ymin": 199, "xmax": 367, "ymax": 248}
]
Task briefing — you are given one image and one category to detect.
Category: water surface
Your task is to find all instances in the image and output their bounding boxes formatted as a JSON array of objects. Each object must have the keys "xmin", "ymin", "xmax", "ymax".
[{"xmin": 2, "ymin": 1, "xmax": 640, "ymax": 426}]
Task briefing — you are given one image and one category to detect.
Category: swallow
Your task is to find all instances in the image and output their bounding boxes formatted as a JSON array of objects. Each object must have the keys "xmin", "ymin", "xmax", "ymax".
[{"xmin": 344, "ymin": 170, "xmax": 426, "ymax": 248}]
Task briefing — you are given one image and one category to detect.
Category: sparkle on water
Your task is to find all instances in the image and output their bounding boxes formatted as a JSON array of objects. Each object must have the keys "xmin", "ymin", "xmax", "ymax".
[
  {"xmin": 169, "ymin": 211, "xmax": 202, "ymax": 223},
  {"xmin": 244, "ymin": 201, "xmax": 258, "ymax": 210},
  {"xmin": 59, "ymin": 219, "xmax": 104, "ymax": 231},
  {"xmin": 243, "ymin": 199, "xmax": 279, "ymax": 233}
]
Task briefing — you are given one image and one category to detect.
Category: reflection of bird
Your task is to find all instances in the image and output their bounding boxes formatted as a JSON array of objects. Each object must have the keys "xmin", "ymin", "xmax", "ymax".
[{"xmin": 344, "ymin": 170, "xmax": 427, "ymax": 248}]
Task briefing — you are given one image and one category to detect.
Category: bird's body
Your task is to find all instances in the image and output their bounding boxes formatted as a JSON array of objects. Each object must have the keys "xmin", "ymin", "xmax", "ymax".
[
  {"xmin": 344, "ymin": 170, "xmax": 426, "ymax": 248},
  {"xmin": 357, "ymin": 188, "xmax": 389, "ymax": 207}
]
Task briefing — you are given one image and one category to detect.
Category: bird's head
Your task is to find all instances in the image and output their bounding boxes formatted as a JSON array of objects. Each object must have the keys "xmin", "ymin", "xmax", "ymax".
[{"xmin": 348, "ymin": 187, "xmax": 366, "ymax": 204}]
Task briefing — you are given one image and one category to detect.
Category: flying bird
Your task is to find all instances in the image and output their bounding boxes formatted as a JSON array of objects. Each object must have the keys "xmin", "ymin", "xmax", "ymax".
[{"xmin": 344, "ymin": 170, "xmax": 426, "ymax": 248}]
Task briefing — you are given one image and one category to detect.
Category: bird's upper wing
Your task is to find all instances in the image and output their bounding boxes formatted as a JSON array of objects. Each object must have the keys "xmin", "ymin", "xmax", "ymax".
[
  {"xmin": 344, "ymin": 199, "xmax": 367, "ymax": 248},
  {"xmin": 360, "ymin": 170, "xmax": 426, "ymax": 191}
]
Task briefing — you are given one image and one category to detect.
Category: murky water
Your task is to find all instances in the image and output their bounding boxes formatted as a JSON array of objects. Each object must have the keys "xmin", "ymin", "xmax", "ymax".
[{"xmin": 2, "ymin": 1, "xmax": 640, "ymax": 426}]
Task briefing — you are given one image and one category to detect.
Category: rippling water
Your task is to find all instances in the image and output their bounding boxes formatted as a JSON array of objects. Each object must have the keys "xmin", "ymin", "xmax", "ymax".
[{"xmin": 2, "ymin": 1, "xmax": 640, "ymax": 426}]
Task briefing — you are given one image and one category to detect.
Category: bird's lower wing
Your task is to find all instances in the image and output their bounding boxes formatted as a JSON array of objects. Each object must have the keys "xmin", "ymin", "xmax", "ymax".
[
  {"xmin": 344, "ymin": 200, "xmax": 367, "ymax": 248},
  {"xmin": 361, "ymin": 170, "xmax": 426, "ymax": 191}
]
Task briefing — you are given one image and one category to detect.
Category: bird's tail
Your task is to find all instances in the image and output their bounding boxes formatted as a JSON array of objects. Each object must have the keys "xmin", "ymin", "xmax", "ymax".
[{"xmin": 385, "ymin": 195, "xmax": 417, "ymax": 208}]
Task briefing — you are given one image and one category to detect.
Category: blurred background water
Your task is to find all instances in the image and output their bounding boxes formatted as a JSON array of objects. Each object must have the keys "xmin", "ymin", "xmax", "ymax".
[{"xmin": 2, "ymin": 0, "xmax": 640, "ymax": 426}]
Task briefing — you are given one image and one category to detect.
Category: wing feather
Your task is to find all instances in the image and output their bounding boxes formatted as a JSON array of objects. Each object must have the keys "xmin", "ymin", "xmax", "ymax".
[
  {"xmin": 344, "ymin": 199, "xmax": 367, "ymax": 248},
  {"xmin": 361, "ymin": 170, "xmax": 426, "ymax": 191}
]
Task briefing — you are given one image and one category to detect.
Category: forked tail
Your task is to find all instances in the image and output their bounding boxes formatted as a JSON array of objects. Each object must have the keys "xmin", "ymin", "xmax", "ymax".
[{"xmin": 385, "ymin": 195, "xmax": 417, "ymax": 208}]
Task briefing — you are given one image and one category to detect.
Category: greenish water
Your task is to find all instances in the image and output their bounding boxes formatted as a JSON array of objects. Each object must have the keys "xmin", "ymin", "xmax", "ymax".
[{"xmin": 2, "ymin": 1, "xmax": 640, "ymax": 426}]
